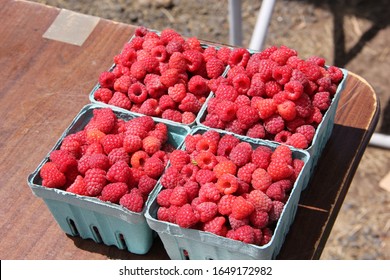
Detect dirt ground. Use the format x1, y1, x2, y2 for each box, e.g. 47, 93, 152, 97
30, 0, 390, 259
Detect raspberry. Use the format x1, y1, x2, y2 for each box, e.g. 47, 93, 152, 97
234, 225, 256, 244
144, 75, 167, 99
169, 186, 188, 207
126, 116, 154, 137
100, 182, 128, 203
66, 175, 87, 195
203, 216, 228, 237
264, 114, 285, 135
265, 80, 282, 98
203, 46, 217, 61
160, 28, 181, 44
317, 76, 332, 92
277, 100, 297, 121
151, 45, 168, 62
217, 134, 240, 157
261, 227, 273, 245
237, 163, 257, 183
235, 95, 251, 107
169, 150, 190, 171
269, 46, 297, 65
157, 188, 173, 207
215, 100, 237, 122
267, 159, 294, 181
214, 84, 238, 102
149, 123, 168, 143
143, 156, 165, 179
274, 130, 292, 144
269, 200, 285, 222
60, 137, 82, 158
216, 194, 233, 216
286, 117, 306, 132
196, 202, 218, 222
246, 124, 266, 139
183, 181, 200, 201
159, 68, 179, 88
175, 204, 200, 228
162, 109, 182, 122
78, 154, 110, 175
310, 106, 323, 124
87, 108, 117, 134
84, 168, 107, 196
258, 45, 278, 59
286, 132, 309, 149
183, 50, 204, 72
228, 48, 250, 68
236, 105, 260, 128
250, 168, 272, 191
123, 134, 142, 154
206, 57, 225, 79
215, 173, 238, 195
101, 134, 123, 155
284, 80, 304, 101
245, 53, 262, 77
181, 112, 195, 124
113, 75, 131, 93
109, 92, 131, 110
184, 134, 202, 153
292, 159, 305, 181
188, 75, 209, 96
291, 69, 309, 86
258, 59, 278, 82
249, 209, 269, 229
232, 73, 251, 95
130, 150, 149, 169
157, 207, 170, 222
272, 65, 292, 85
307, 56, 326, 67
202, 130, 220, 143
313, 91, 331, 111
119, 47, 137, 67
120, 188, 144, 212
160, 167, 181, 189
247, 189, 272, 212
229, 216, 250, 230
213, 160, 237, 179
185, 37, 202, 52
271, 145, 292, 164
84, 142, 104, 156
166, 83, 186, 104
178, 93, 202, 113
168, 52, 187, 72
195, 151, 218, 170
127, 82, 147, 104
180, 163, 199, 182
202, 114, 225, 129
217, 47, 231, 64
297, 60, 322, 81
142, 136, 161, 155
231, 196, 255, 220
195, 169, 216, 185
138, 50, 159, 73
225, 119, 247, 135
198, 182, 221, 202
138, 175, 157, 196
85, 129, 105, 145
94, 88, 113, 103
228, 142, 252, 167
107, 160, 133, 184
196, 137, 218, 154
266, 182, 286, 201
98, 71, 116, 89
49, 150, 77, 174
40, 162, 66, 188
256, 99, 277, 120
327, 66, 344, 83
251, 146, 272, 169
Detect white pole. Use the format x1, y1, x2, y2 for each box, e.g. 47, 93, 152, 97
228, 0, 243, 46
249, 0, 276, 51
369, 133, 390, 149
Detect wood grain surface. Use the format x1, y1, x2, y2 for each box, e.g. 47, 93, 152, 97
0, 0, 379, 260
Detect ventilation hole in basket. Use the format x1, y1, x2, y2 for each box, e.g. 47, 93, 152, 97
181, 249, 190, 260
117, 233, 128, 250
67, 218, 79, 236
91, 226, 103, 243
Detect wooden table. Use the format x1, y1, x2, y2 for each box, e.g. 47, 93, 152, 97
0, 0, 379, 260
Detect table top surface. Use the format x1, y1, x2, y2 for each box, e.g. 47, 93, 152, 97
0, 0, 380, 260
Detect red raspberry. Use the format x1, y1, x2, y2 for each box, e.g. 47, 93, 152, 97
195, 169, 216, 185
232, 73, 251, 94
206, 57, 225, 79
113, 75, 132, 93
245, 53, 262, 77
184, 134, 202, 153
269, 46, 297, 65
261, 227, 273, 245
235, 105, 260, 128
181, 112, 196, 124
272, 65, 292, 85
213, 160, 237, 179
144, 74, 167, 99
130, 150, 149, 169
203, 46, 217, 61
217, 194, 234, 216
214, 84, 238, 102
266, 182, 286, 201
291, 69, 309, 86
40, 162, 66, 188
258, 45, 278, 59
264, 114, 285, 135
231, 196, 255, 220
249, 209, 269, 229
78, 154, 110, 175
277, 100, 297, 121
217, 47, 231, 64
87, 108, 117, 134
256, 99, 277, 120
130, 61, 146, 80
327, 66, 344, 83
168, 52, 187, 72
202, 114, 225, 129
168, 83, 186, 103
142, 136, 161, 155
247, 189, 272, 212
251, 168, 272, 191
228, 48, 250, 68
85, 129, 105, 145
237, 162, 257, 183
120, 188, 144, 212
66, 175, 87, 195
94, 88, 113, 103
108, 92, 131, 110
138, 175, 157, 196
317, 76, 332, 92
235, 95, 251, 107
285, 80, 304, 100
313, 91, 331, 111
169, 186, 188, 207
84, 168, 107, 196
123, 134, 142, 153
180, 163, 199, 182
188, 75, 209, 96
183, 181, 200, 201
178, 93, 202, 113
157, 207, 170, 222
100, 182, 128, 203
196, 202, 218, 222
258, 59, 278, 82
126, 116, 154, 137
169, 150, 190, 172
267, 159, 294, 181
195, 151, 218, 170
183, 50, 204, 72
217, 134, 240, 157
119, 47, 137, 67
107, 160, 133, 184
198, 182, 221, 202
216, 173, 238, 195
203, 216, 228, 237
144, 156, 165, 179
215, 100, 237, 122
286, 132, 309, 149
160, 68, 180, 88
297, 60, 322, 81
201, 129, 220, 143
265, 80, 282, 98
292, 159, 305, 181
246, 124, 266, 139
229, 142, 252, 167
160, 28, 182, 44
274, 130, 292, 144
234, 225, 256, 244
175, 204, 200, 228
49, 150, 77, 174
128, 82, 148, 104
138, 50, 159, 73
185, 37, 202, 52
225, 119, 247, 135
107, 147, 128, 165
157, 188, 173, 207
269, 200, 285, 222
162, 109, 182, 123
271, 145, 292, 164
60, 136, 82, 158
151, 45, 168, 62
307, 56, 326, 67
98, 71, 116, 89
196, 137, 218, 154
229, 216, 250, 230
101, 134, 123, 155
160, 166, 181, 189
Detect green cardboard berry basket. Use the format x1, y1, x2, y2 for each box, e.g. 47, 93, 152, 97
27, 103, 190, 254
145, 126, 311, 260
196, 68, 348, 185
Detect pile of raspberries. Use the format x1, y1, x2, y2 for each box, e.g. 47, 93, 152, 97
202, 46, 344, 149
39, 108, 175, 212
94, 26, 230, 124
156, 130, 305, 246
